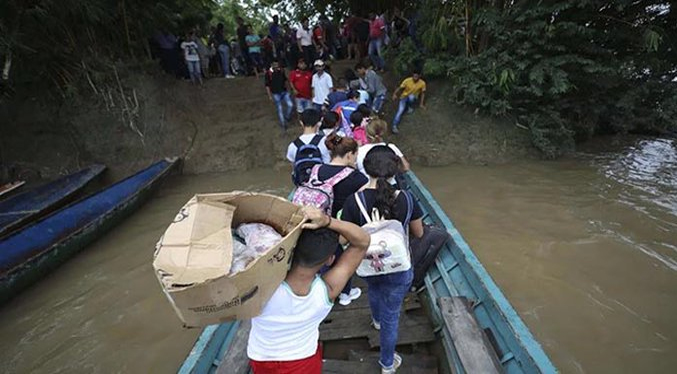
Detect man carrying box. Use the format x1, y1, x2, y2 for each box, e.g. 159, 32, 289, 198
247, 206, 370, 373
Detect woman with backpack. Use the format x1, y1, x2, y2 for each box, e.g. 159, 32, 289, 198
315, 133, 368, 306
340, 147, 424, 374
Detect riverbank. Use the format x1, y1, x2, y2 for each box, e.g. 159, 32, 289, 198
0, 61, 535, 182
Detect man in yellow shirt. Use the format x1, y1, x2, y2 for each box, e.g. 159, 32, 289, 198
391, 71, 426, 133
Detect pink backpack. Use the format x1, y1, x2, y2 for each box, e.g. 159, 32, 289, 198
292, 165, 354, 215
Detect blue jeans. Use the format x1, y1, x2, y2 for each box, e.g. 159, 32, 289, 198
368, 37, 385, 70
186, 60, 201, 83
218, 44, 231, 76
295, 97, 312, 113
372, 93, 386, 113
273, 92, 293, 127
364, 269, 413, 368
392, 94, 416, 126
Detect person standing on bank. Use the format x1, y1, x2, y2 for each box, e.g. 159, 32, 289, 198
341, 148, 424, 374
356, 62, 387, 114
391, 71, 426, 134
247, 206, 370, 374
181, 31, 202, 85
311, 60, 333, 111
289, 58, 313, 114
213, 23, 235, 79
297, 18, 316, 66
265, 59, 294, 131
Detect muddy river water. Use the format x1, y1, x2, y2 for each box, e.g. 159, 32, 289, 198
0, 138, 675, 373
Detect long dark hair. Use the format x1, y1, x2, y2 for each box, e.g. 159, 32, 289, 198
363, 146, 401, 219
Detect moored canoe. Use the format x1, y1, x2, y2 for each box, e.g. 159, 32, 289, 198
0, 158, 179, 304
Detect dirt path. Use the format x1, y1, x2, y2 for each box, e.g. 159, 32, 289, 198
0, 61, 535, 181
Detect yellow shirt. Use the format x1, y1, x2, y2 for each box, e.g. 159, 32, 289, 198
399, 77, 426, 98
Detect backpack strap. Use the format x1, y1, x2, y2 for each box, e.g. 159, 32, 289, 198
324, 167, 354, 187
354, 192, 372, 224
309, 134, 323, 146
293, 138, 304, 149
309, 164, 322, 182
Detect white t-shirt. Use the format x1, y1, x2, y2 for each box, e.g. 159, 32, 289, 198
248, 276, 333, 361
286, 134, 331, 163
356, 142, 405, 177
180, 41, 200, 62
296, 28, 313, 46
357, 90, 369, 105
312, 73, 333, 105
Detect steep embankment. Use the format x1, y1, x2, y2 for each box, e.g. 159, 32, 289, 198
0, 61, 535, 181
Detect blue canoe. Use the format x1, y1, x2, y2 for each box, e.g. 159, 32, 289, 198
0, 164, 106, 239
177, 171, 557, 374
0, 158, 178, 304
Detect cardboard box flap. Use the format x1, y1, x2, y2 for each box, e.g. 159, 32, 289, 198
154, 197, 236, 286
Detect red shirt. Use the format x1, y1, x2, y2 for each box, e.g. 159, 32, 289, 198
289, 69, 312, 99
369, 18, 385, 39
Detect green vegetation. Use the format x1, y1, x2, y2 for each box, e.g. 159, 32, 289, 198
389, 1, 677, 157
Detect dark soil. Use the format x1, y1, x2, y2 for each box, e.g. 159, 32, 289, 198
0, 60, 536, 182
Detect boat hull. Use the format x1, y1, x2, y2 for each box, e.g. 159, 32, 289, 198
0, 159, 178, 304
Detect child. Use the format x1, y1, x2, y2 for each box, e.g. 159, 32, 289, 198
181, 31, 203, 85
287, 109, 331, 185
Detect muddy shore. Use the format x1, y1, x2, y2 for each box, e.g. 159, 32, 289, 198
0, 61, 536, 182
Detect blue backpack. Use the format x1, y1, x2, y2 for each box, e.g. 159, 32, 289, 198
292, 135, 324, 186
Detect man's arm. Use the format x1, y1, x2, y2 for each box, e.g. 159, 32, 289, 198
419, 91, 426, 109
303, 208, 369, 300
391, 86, 403, 101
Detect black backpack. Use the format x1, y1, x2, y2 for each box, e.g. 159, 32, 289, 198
292, 135, 324, 186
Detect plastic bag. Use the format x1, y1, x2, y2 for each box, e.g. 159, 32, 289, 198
236, 223, 282, 254
228, 223, 282, 275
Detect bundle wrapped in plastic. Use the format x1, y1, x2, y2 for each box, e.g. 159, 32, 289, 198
236, 223, 283, 254
228, 223, 283, 275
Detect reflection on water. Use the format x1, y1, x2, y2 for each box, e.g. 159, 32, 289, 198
0, 139, 675, 373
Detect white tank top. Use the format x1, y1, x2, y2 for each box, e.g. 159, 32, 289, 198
247, 276, 334, 361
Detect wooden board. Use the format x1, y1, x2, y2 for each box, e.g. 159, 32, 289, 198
324, 358, 437, 374
348, 350, 439, 373
438, 297, 503, 374
215, 320, 251, 374
320, 306, 435, 346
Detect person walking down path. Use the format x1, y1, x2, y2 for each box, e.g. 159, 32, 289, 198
180, 31, 202, 85
236, 17, 251, 75
341, 148, 424, 374
247, 206, 370, 374
297, 18, 316, 66
368, 13, 386, 72
213, 23, 235, 79
391, 71, 426, 134
245, 25, 264, 78
265, 60, 294, 131
290, 59, 313, 114
311, 60, 333, 111
356, 63, 387, 114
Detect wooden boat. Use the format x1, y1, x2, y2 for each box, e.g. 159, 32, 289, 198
177, 171, 557, 374
0, 180, 26, 199
0, 158, 178, 304
0, 165, 106, 239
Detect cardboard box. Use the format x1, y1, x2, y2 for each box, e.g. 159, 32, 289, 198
153, 191, 305, 327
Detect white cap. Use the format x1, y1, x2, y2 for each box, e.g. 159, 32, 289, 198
313, 59, 325, 67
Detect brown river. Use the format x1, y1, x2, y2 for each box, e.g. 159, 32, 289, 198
0, 137, 675, 373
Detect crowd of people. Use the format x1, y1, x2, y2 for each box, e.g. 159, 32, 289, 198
249, 57, 427, 374
157, 10, 429, 374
